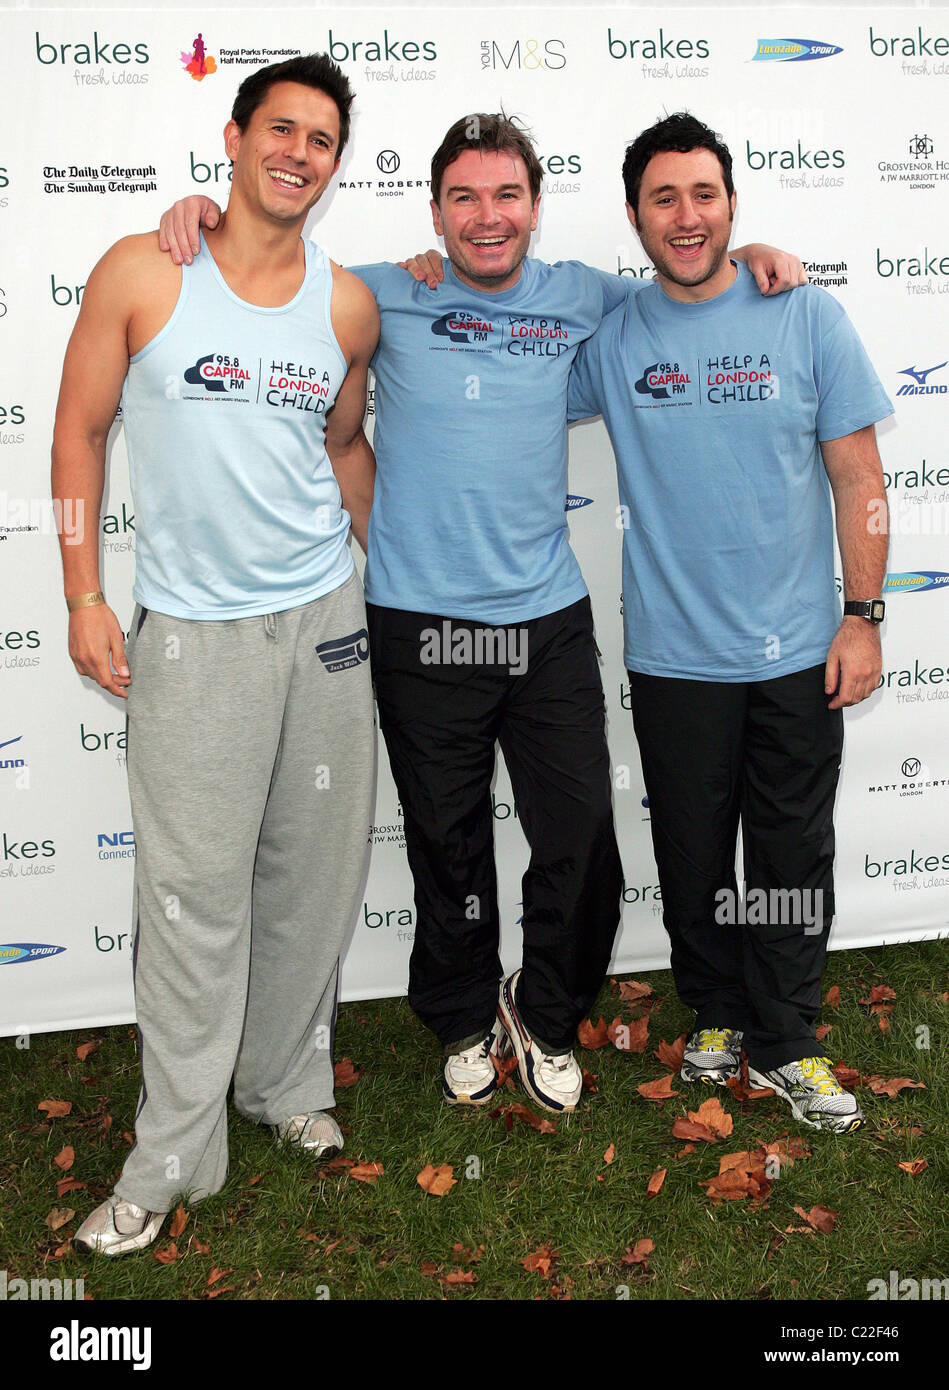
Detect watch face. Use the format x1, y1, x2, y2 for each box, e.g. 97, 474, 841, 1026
872, 600, 885, 623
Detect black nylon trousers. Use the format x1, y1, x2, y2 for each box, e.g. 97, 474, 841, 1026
368, 597, 623, 1053
627, 663, 843, 1071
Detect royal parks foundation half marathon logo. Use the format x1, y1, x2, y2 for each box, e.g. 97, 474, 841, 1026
33, 29, 150, 86
184, 34, 303, 79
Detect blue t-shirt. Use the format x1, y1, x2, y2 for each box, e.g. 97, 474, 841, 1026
568, 263, 893, 680
351, 257, 634, 623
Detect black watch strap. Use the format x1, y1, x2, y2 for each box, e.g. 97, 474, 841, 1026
844, 599, 885, 624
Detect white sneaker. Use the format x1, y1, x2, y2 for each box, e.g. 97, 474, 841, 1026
443, 1016, 510, 1105
497, 970, 582, 1113
747, 1056, 866, 1134
74, 1193, 166, 1257
273, 1111, 344, 1156
681, 1026, 744, 1086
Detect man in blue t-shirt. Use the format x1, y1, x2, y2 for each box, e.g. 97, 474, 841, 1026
568, 113, 893, 1134
160, 114, 804, 1117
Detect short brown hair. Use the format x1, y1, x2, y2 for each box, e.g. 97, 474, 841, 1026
430, 113, 543, 204
231, 53, 355, 158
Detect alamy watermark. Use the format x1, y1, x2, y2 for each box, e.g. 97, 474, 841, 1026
867, 1270, 949, 1300
419, 620, 528, 676
714, 883, 824, 934
1, 1269, 85, 1300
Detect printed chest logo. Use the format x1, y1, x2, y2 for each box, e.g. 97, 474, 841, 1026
316, 629, 370, 672
429, 312, 570, 358
180, 355, 334, 414
633, 353, 776, 408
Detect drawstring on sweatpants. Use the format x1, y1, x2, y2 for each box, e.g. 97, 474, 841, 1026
264, 612, 278, 640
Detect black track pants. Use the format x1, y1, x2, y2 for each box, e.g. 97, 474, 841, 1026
368, 598, 623, 1053
627, 664, 843, 1071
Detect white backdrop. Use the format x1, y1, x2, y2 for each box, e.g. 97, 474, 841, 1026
2, 5, 948, 1035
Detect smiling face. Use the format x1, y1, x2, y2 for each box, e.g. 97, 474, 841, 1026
629, 148, 737, 302
224, 80, 341, 226
431, 148, 540, 293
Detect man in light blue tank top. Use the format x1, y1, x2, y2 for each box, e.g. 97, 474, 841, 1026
162, 115, 805, 1119
52, 55, 380, 1256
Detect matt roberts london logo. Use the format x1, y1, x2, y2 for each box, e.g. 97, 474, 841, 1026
751, 39, 842, 62
181, 32, 216, 81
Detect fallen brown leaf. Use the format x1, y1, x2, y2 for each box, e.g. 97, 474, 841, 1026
206, 1286, 236, 1299
726, 1073, 774, 1102
51, 1242, 73, 1258
621, 1238, 653, 1267
55, 1177, 86, 1198
492, 1102, 557, 1134
897, 1159, 928, 1176
45, 1207, 74, 1231
154, 1242, 180, 1264
671, 1116, 718, 1143
614, 979, 653, 1002
75, 1040, 100, 1062
581, 1069, 598, 1093
168, 1204, 188, 1239
53, 1145, 74, 1172
825, 985, 841, 1007
191, 1236, 210, 1255
675, 1143, 696, 1157
348, 1161, 384, 1184
831, 1062, 860, 1088
604, 1017, 627, 1047
441, 1269, 477, 1286
420, 1260, 438, 1276
688, 1095, 733, 1139
577, 1016, 610, 1049
794, 1203, 837, 1233
613, 1015, 649, 1053
815, 1024, 832, 1042
38, 1100, 72, 1119
451, 1243, 485, 1264
333, 1057, 361, 1088
863, 1074, 926, 1098
492, 1053, 519, 1089
878, 1016, 890, 1032
318, 1155, 356, 1177
206, 1265, 234, 1287
646, 1168, 666, 1197
417, 1163, 456, 1196
521, 1243, 558, 1278
603, 1143, 615, 1165
247, 1174, 261, 1187
860, 984, 896, 1006
638, 1074, 677, 1101
655, 1034, 687, 1070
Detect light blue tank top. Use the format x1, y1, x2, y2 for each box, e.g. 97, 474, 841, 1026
122, 234, 352, 620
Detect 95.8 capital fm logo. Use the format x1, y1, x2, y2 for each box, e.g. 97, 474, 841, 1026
33, 29, 150, 86
428, 311, 571, 359
479, 37, 566, 71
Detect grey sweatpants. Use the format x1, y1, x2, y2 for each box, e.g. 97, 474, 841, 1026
116, 572, 376, 1212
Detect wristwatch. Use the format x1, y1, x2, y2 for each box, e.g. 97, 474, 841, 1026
843, 600, 885, 624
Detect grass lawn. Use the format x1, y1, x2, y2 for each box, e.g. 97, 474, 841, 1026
1, 939, 946, 1302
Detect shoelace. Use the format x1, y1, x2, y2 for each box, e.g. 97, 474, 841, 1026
695, 1027, 736, 1052
795, 1057, 842, 1093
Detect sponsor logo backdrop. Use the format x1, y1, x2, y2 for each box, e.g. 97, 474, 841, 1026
1, 6, 946, 1035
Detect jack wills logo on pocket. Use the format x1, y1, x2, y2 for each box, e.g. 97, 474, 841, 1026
316, 629, 370, 672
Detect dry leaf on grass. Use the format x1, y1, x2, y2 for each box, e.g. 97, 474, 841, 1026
577, 1016, 611, 1049
191, 1236, 210, 1255
860, 984, 896, 1006
672, 1116, 718, 1143
688, 1095, 733, 1138
612, 1015, 649, 1053
491, 1102, 557, 1134
638, 1074, 677, 1101
441, 1269, 477, 1287
581, 1069, 598, 1093
75, 1040, 100, 1061
646, 1168, 667, 1198
53, 1146, 74, 1172
492, 1054, 519, 1089
793, 1203, 837, 1233
655, 1034, 687, 1070
45, 1207, 74, 1231
348, 1161, 384, 1184
417, 1164, 456, 1196
521, 1243, 558, 1278
603, 1143, 615, 1165
897, 1159, 928, 1176
38, 1100, 72, 1119
815, 1024, 832, 1041
878, 1016, 890, 1032
154, 1242, 180, 1264
831, 1062, 860, 1088
333, 1057, 361, 1088
863, 1075, 925, 1097
621, 1238, 654, 1267
55, 1178, 86, 1198
825, 985, 841, 1007
168, 1204, 188, 1238
675, 1143, 696, 1157
612, 978, 654, 1002
206, 1266, 234, 1287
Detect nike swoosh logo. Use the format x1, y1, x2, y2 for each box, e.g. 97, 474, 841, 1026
0, 736, 22, 752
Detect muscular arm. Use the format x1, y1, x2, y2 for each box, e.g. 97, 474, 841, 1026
820, 424, 889, 709
325, 266, 380, 554
51, 235, 175, 697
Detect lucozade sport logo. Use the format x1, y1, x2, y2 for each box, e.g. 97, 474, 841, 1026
751, 39, 842, 62
0, 944, 67, 965
181, 32, 217, 81
884, 571, 949, 593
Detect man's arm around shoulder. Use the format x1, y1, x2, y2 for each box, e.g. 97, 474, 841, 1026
325, 266, 381, 554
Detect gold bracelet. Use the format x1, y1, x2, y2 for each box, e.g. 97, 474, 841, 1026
66, 591, 106, 612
